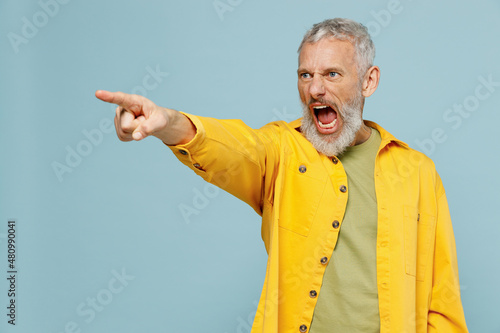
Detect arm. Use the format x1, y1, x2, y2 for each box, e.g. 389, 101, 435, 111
166, 114, 280, 214
95, 90, 280, 214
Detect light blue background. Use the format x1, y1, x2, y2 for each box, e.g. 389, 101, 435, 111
1, 0, 499, 332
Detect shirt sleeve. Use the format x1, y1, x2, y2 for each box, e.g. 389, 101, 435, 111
166, 112, 281, 215
427, 182, 468, 332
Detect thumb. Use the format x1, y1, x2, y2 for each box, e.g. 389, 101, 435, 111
131, 115, 163, 141
132, 129, 145, 141
132, 121, 148, 141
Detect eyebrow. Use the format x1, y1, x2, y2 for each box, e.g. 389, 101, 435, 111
297, 66, 344, 75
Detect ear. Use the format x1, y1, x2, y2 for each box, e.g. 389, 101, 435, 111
361, 66, 380, 98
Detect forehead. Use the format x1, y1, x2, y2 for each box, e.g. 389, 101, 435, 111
298, 37, 357, 71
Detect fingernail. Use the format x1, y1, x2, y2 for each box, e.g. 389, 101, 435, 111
133, 132, 143, 140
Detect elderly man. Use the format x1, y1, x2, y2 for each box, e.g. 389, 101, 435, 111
96, 18, 467, 333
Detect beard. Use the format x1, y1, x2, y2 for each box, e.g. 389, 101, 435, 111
300, 92, 364, 157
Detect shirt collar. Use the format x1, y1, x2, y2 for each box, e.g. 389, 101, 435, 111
290, 118, 410, 150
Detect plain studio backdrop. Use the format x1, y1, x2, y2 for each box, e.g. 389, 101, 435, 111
1, 0, 499, 332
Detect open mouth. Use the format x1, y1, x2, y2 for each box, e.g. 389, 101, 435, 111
311, 104, 339, 134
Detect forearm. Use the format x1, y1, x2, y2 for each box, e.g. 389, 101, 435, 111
168, 114, 280, 214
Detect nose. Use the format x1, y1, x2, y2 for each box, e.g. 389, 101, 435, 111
309, 75, 325, 100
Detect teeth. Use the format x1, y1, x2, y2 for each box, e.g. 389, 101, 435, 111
318, 118, 337, 129
313, 105, 328, 110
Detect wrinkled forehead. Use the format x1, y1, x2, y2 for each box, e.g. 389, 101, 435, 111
298, 37, 358, 71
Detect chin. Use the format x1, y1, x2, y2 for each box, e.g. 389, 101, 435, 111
300, 98, 363, 157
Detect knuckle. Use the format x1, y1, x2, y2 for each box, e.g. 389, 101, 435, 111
121, 122, 134, 133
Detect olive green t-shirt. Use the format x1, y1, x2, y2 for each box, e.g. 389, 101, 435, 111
309, 128, 382, 333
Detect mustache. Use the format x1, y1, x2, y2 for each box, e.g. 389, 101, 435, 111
306, 98, 343, 116
306, 92, 364, 115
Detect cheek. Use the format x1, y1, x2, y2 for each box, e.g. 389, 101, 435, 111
297, 82, 308, 103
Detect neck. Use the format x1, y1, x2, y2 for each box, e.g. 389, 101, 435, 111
351, 122, 372, 146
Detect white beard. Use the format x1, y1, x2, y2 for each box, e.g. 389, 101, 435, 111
300, 93, 364, 157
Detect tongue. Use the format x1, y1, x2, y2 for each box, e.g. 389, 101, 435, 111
317, 108, 336, 124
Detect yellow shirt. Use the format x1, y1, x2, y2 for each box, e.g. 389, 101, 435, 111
169, 114, 468, 333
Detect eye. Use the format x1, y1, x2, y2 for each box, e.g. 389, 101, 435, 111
300, 73, 311, 79
329, 72, 339, 78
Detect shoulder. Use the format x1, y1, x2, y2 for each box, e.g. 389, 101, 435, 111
370, 120, 445, 194
368, 120, 436, 169
261, 118, 318, 151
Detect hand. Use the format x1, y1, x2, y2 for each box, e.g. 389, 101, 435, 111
95, 90, 195, 145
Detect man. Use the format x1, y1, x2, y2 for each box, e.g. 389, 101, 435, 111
96, 18, 468, 333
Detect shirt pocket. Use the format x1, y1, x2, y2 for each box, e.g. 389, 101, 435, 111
404, 205, 437, 281
277, 161, 326, 237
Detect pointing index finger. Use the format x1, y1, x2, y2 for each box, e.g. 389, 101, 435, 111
95, 90, 142, 114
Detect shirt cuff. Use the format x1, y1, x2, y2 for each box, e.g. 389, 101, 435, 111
166, 111, 207, 173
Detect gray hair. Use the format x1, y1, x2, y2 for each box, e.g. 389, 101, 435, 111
298, 18, 376, 78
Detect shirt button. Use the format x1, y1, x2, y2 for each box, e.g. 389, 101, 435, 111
299, 165, 307, 173
339, 185, 347, 193
193, 163, 202, 169
309, 290, 317, 298
331, 156, 338, 164
320, 257, 328, 264
299, 324, 308, 332
332, 220, 340, 229
179, 149, 188, 155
